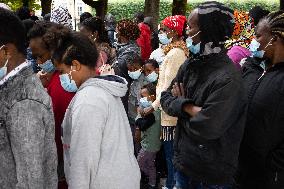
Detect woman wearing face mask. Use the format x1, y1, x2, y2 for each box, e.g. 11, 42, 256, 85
143, 15, 189, 189
113, 19, 141, 113
44, 27, 140, 189
239, 11, 284, 189
161, 2, 247, 188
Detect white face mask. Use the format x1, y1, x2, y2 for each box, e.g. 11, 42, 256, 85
0, 45, 9, 79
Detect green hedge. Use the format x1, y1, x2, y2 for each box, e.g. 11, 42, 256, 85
105, 1, 279, 22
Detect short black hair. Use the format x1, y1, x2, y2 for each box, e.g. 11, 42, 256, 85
23, 19, 35, 35
80, 12, 92, 23
81, 17, 109, 44
249, 6, 270, 26
43, 13, 51, 22
134, 12, 144, 23
28, 21, 54, 40
16, 6, 30, 20
43, 24, 99, 68
0, 8, 26, 54
142, 83, 156, 96
127, 54, 144, 67
145, 59, 159, 69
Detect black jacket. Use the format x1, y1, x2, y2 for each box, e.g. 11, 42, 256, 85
239, 58, 284, 189
161, 51, 247, 185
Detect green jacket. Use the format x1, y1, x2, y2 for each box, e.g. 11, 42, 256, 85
140, 110, 161, 152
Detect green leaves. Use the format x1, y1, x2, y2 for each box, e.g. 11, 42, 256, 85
105, 0, 279, 23
1, 0, 41, 11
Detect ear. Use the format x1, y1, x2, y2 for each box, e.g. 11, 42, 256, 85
155, 68, 159, 73
71, 60, 82, 71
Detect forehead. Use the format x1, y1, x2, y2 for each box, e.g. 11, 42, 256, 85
188, 9, 199, 26
144, 63, 155, 69
256, 19, 270, 34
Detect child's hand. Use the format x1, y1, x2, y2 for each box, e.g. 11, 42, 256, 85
134, 128, 141, 143
142, 107, 154, 117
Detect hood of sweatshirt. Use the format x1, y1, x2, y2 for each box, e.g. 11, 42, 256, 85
78, 75, 128, 97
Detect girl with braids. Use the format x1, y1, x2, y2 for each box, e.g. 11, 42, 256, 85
43, 26, 140, 189
239, 10, 284, 189
161, 2, 247, 188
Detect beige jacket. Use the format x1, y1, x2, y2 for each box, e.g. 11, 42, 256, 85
152, 47, 187, 126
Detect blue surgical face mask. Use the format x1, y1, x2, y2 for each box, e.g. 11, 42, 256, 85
139, 97, 152, 108
38, 59, 55, 73
158, 33, 172, 45
59, 67, 78, 92
0, 45, 8, 80
249, 38, 273, 59
186, 31, 201, 55
146, 71, 158, 83
128, 69, 142, 80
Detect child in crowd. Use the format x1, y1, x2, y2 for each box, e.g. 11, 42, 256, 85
144, 59, 159, 83
127, 55, 149, 148
136, 83, 161, 189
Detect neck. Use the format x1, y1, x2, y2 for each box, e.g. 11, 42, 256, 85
7, 53, 26, 74
271, 47, 284, 65
171, 36, 181, 43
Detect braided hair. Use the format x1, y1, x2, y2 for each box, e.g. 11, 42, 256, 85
265, 10, 284, 40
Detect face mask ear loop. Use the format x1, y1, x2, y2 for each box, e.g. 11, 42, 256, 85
190, 31, 201, 39
4, 58, 9, 67
264, 37, 274, 50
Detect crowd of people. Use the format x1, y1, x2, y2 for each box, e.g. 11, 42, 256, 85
0, 1, 283, 189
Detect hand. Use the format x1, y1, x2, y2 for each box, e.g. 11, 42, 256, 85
171, 82, 185, 97
134, 129, 141, 143
142, 107, 154, 117
183, 103, 202, 117
37, 70, 50, 87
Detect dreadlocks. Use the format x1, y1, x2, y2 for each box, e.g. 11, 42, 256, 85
266, 10, 284, 39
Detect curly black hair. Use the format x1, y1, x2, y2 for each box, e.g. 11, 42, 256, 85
43, 24, 99, 68
28, 21, 55, 40
117, 19, 140, 41
0, 8, 26, 54
145, 59, 159, 69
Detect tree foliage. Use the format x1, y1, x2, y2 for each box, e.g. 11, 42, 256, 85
1, 0, 41, 11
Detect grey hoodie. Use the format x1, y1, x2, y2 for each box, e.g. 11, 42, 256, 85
62, 75, 140, 189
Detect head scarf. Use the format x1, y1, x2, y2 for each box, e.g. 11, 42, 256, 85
117, 19, 140, 41
196, 1, 235, 56
50, 5, 73, 30
225, 10, 255, 49
162, 15, 187, 37
0, 3, 11, 10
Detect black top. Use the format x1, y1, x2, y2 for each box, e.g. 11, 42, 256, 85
161, 51, 247, 185
239, 57, 284, 187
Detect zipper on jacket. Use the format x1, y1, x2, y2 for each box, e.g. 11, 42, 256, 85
275, 172, 278, 182
258, 70, 266, 80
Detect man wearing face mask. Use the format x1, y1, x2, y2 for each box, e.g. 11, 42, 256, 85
0, 8, 57, 188
28, 21, 75, 188
239, 11, 284, 189
161, 2, 247, 189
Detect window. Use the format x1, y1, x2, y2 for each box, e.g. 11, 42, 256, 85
78, 6, 83, 17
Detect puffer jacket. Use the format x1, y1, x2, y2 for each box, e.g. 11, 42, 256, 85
161, 51, 247, 185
